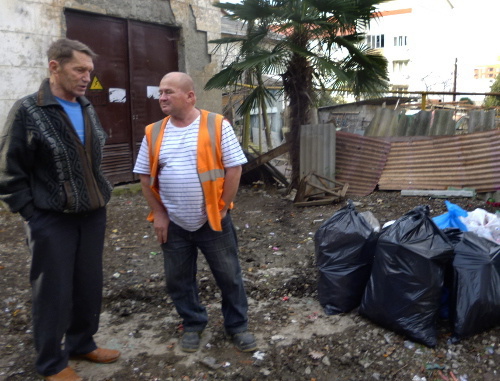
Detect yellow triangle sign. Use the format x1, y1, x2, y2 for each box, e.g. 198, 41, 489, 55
90, 76, 103, 90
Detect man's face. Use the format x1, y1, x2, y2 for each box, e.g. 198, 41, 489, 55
50, 51, 94, 101
158, 75, 192, 117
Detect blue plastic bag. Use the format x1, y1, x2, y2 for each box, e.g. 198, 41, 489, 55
432, 200, 468, 231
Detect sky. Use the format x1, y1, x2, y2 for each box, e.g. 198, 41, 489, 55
450, 0, 499, 63
217, 0, 500, 93
420, 0, 500, 93
219, 0, 500, 62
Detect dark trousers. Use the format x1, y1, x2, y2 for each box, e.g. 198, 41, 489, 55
25, 207, 106, 376
161, 213, 249, 335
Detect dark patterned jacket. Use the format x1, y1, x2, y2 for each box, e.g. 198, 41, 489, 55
0, 78, 112, 220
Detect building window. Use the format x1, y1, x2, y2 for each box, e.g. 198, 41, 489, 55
391, 85, 408, 96
366, 34, 385, 49
392, 60, 409, 72
394, 35, 407, 46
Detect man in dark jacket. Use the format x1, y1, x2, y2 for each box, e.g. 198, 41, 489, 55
0, 38, 120, 381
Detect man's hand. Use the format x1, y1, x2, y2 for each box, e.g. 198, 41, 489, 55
219, 208, 228, 220
154, 211, 170, 243
219, 165, 242, 222
138, 174, 170, 244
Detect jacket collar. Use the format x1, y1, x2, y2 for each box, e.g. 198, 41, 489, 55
36, 78, 91, 108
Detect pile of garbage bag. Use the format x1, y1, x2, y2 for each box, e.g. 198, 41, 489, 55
315, 201, 500, 347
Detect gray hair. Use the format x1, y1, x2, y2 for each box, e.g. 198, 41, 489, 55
47, 38, 97, 66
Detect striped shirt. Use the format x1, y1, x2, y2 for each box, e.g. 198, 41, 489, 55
133, 116, 247, 231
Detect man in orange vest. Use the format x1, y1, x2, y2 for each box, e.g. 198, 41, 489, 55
133, 72, 257, 353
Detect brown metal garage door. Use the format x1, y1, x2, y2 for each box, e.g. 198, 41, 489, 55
65, 9, 179, 183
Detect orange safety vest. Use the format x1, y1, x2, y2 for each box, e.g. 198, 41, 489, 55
145, 109, 229, 231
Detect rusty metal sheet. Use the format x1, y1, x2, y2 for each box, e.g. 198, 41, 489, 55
66, 10, 132, 145
379, 129, 500, 193
102, 143, 134, 184
65, 10, 179, 184
335, 131, 392, 196
128, 20, 179, 143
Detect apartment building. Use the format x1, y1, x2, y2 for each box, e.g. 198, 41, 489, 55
364, 0, 499, 102
474, 63, 500, 80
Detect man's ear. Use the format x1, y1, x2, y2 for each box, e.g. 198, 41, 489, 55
48, 60, 60, 75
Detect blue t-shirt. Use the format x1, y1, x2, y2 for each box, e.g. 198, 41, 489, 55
56, 97, 85, 144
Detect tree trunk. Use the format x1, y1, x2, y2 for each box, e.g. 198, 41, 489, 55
260, 96, 273, 150
242, 110, 251, 150
283, 49, 313, 188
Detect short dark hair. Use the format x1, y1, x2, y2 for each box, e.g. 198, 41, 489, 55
47, 38, 97, 66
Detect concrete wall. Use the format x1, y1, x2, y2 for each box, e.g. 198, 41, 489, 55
0, 0, 223, 128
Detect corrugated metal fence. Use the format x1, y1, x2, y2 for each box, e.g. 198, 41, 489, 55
365, 109, 497, 137
379, 129, 500, 193
300, 124, 336, 182
299, 125, 500, 196
299, 124, 392, 196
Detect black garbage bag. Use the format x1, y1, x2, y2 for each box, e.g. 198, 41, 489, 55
439, 229, 464, 321
359, 205, 454, 347
315, 201, 379, 315
443, 228, 464, 247
451, 232, 500, 340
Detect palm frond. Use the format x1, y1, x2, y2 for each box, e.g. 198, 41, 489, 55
309, 55, 350, 83
214, 0, 278, 22
204, 65, 245, 90
236, 85, 276, 116
232, 48, 288, 75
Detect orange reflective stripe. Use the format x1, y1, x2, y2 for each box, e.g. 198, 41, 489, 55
148, 118, 167, 188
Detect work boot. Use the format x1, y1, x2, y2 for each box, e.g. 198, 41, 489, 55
230, 331, 258, 352
180, 331, 201, 352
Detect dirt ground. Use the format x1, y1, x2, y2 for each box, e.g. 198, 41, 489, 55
1, 182, 499, 381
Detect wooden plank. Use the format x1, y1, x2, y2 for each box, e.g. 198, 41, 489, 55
401, 189, 475, 198
242, 141, 292, 173
340, 182, 349, 197
294, 197, 340, 207
306, 182, 342, 196
293, 171, 348, 206
263, 162, 289, 187
293, 173, 311, 203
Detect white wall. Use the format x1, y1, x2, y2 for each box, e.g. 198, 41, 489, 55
0, 0, 223, 128
0, 0, 60, 125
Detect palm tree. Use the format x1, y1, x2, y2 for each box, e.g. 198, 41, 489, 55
206, 0, 391, 187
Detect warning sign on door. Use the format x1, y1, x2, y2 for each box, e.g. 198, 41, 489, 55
90, 76, 103, 90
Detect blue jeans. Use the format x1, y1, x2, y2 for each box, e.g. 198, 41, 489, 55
161, 213, 248, 335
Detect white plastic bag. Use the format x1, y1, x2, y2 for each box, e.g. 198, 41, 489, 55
460, 208, 500, 244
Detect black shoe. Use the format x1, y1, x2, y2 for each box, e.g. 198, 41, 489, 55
180, 331, 201, 352
230, 331, 258, 352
